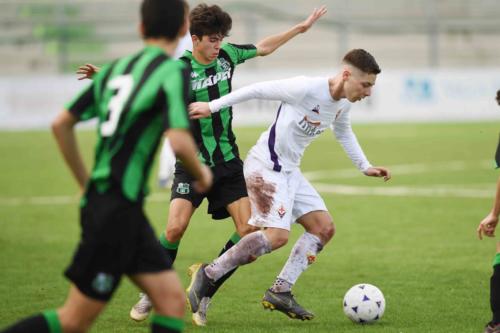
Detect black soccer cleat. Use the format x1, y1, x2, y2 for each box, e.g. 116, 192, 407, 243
261, 289, 315, 321
186, 263, 215, 313
484, 322, 500, 333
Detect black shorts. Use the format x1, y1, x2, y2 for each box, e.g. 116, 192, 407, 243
171, 158, 248, 220
64, 187, 172, 302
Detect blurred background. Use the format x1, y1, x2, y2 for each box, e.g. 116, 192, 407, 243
1, 0, 500, 127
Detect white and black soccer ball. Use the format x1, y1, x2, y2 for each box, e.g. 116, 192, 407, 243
343, 283, 385, 324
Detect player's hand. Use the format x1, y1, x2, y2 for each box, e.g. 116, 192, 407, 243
477, 212, 499, 240
76, 63, 100, 80
364, 166, 391, 182
189, 102, 212, 119
296, 6, 327, 33
193, 164, 213, 193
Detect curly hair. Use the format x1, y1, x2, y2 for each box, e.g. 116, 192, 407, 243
343, 49, 381, 75
189, 3, 232, 38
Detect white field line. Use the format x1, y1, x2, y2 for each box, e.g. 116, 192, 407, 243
0, 160, 495, 207
0, 193, 171, 207
303, 160, 492, 181
313, 183, 493, 198
0, 184, 493, 207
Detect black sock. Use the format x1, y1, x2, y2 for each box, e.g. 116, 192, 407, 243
159, 233, 179, 263
205, 233, 240, 298
151, 324, 181, 333
1, 314, 50, 333
492, 264, 500, 324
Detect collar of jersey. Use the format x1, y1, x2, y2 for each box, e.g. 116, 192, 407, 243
182, 50, 217, 69
143, 45, 171, 57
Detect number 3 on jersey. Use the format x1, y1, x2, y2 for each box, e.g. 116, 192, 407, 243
100, 75, 134, 137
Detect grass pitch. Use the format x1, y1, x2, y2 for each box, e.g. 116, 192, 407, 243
0, 122, 498, 332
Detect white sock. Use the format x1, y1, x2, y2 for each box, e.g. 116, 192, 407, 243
205, 230, 272, 281
274, 232, 323, 288
270, 278, 293, 293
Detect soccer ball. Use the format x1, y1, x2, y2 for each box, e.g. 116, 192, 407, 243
343, 283, 385, 324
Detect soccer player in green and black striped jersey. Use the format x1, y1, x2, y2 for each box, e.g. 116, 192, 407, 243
477, 90, 500, 333
127, 4, 327, 326
0, 1, 212, 333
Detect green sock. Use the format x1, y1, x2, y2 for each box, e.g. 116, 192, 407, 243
43, 310, 62, 333
159, 233, 180, 262
230, 232, 241, 244
493, 252, 500, 267
151, 314, 184, 332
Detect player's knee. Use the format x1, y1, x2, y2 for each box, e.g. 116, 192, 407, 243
236, 223, 258, 237
154, 287, 186, 317
165, 223, 186, 242
313, 216, 335, 244
59, 315, 92, 333
271, 234, 289, 249
319, 214, 335, 240
322, 221, 335, 242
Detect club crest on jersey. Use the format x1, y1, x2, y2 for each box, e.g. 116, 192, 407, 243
277, 204, 286, 218
298, 116, 324, 137
176, 182, 190, 195
217, 58, 231, 71
312, 105, 320, 114
191, 72, 199, 79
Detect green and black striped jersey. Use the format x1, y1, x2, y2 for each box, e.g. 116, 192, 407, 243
495, 136, 500, 168
66, 45, 190, 202
181, 42, 257, 166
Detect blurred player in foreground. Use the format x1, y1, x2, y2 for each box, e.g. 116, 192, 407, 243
1, 1, 212, 332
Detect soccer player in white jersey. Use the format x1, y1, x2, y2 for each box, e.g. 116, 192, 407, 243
186, 49, 391, 320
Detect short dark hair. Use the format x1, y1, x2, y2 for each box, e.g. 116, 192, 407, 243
189, 4, 232, 38
141, 0, 187, 40
496, 90, 500, 106
343, 49, 381, 75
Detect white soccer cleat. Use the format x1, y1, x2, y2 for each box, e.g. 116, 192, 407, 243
192, 297, 211, 326
130, 293, 153, 321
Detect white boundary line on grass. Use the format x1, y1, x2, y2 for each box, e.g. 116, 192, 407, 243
303, 160, 492, 180
313, 183, 493, 198
0, 193, 171, 207
0, 160, 494, 206
0, 185, 492, 207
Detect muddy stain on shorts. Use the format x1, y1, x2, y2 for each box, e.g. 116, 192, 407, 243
246, 172, 276, 216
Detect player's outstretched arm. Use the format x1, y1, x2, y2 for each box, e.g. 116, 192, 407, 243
256, 6, 327, 56
166, 129, 213, 193
364, 167, 391, 182
477, 175, 500, 239
76, 63, 100, 80
189, 77, 308, 120
51, 111, 89, 192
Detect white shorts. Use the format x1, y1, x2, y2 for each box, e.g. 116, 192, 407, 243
244, 154, 328, 231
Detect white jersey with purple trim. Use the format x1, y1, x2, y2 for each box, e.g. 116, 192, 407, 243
209, 76, 372, 172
